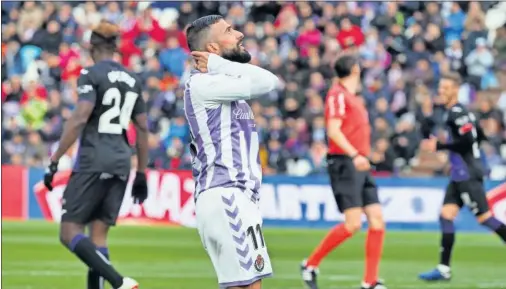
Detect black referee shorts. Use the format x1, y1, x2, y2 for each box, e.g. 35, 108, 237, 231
61, 172, 128, 226
327, 155, 379, 213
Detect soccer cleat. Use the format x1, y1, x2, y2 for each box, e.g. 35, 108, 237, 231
418, 265, 451, 281
300, 260, 319, 289
117, 277, 139, 289
361, 280, 387, 289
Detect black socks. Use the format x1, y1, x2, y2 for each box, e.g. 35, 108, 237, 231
69, 234, 123, 289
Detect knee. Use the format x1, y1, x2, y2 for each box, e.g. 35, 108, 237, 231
367, 214, 385, 230
476, 211, 492, 224
59, 222, 83, 248
59, 228, 71, 247
344, 219, 362, 234
441, 206, 459, 221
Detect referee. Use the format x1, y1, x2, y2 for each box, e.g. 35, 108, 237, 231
301, 55, 386, 289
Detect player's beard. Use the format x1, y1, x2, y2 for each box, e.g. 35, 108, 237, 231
222, 46, 251, 64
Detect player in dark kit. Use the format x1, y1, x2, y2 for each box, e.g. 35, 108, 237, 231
43, 21, 149, 289
418, 72, 506, 281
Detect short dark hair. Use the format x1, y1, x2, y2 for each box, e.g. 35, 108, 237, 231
440, 72, 462, 85
90, 20, 119, 54
186, 15, 223, 52
334, 55, 359, 78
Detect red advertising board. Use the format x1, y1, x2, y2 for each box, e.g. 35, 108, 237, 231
1, 165, 27, 219
488, 182, 506, 224
33, 170, 196, 226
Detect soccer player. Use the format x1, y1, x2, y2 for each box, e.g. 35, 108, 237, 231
301, 55, 386, 289
43, 21, 149, 289
418, 72, 506, 281
183, 15, 279, 289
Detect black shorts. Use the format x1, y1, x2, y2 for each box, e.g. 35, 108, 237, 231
327, 155, 379, 213
444, 178, 490, 216
61, 172, 128, 226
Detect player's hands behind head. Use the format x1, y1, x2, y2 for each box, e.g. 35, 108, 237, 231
132, 171, 148, 204
191, 51, 210, 73
43, 160, 59, 191
353, 155, 371, 171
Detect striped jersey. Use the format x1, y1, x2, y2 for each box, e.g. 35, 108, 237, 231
183, 54, 278, 202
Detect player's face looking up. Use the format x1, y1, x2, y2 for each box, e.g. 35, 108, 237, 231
207, 19, 251, 63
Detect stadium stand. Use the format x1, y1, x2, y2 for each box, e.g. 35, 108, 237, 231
1, 1, 505, 179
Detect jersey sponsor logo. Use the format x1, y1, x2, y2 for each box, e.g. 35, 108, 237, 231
80, 69, 89, 75
254, 254, 265, 272
233, 108, 254, 120
77, 85, 94, 95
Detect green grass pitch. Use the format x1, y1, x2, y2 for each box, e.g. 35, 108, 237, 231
2, 221, 505, 289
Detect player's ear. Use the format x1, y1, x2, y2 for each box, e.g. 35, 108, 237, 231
206, 42, 220, 54
352, 64, 360, 75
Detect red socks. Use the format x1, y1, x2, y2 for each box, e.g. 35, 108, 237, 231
364, 229, 385, 285
306, 224, 385, 285
306, 224, 353, 267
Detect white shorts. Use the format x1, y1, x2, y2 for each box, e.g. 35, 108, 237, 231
195, 187, 273, 288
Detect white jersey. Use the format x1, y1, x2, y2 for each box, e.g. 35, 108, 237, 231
183, 54, 278, 201
183, 54, 278, 287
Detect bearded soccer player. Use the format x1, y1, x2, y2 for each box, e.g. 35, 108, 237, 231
301, 55, 386, 289
183, 15, 279, 289
43, 21, 149, 289
418, 72, 506, 281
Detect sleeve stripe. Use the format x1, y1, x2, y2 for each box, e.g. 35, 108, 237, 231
337, 93, 345, 116
328, 94, 336, 116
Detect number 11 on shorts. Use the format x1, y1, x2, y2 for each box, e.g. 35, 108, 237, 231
246, 224, 265, 250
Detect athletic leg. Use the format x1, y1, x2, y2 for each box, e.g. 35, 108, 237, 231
478, 211, 506, 242
306, 207, 360, 268
59, 173, 129, 289
88, 220, 110, 289
361, 173, 385, 288
363, 204, 385, 286
419, 181, 461, 281
463, 180, 506, 243
305, 158, 360, 268
439, 204, 460, 267
302, 157, 362, 288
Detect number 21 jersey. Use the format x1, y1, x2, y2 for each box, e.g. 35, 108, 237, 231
75, 60, 146, 176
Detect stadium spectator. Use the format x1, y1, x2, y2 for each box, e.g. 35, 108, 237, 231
1, 1, 505, 180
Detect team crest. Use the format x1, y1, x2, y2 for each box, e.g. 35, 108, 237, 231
254, 254, 265, 272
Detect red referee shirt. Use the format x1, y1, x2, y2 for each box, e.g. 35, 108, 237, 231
324, 83, 371, 157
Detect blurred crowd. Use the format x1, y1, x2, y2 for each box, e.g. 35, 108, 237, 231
1, 1, 506, 179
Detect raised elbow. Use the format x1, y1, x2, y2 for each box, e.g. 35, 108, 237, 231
265, 73, 280, 92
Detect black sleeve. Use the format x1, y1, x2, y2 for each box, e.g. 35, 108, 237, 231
76, 69, 97, 104
436, 109, 475, 152
131, 82, 146, 118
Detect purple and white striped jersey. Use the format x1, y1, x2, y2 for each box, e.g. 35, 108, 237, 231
184, 54, 278, 201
